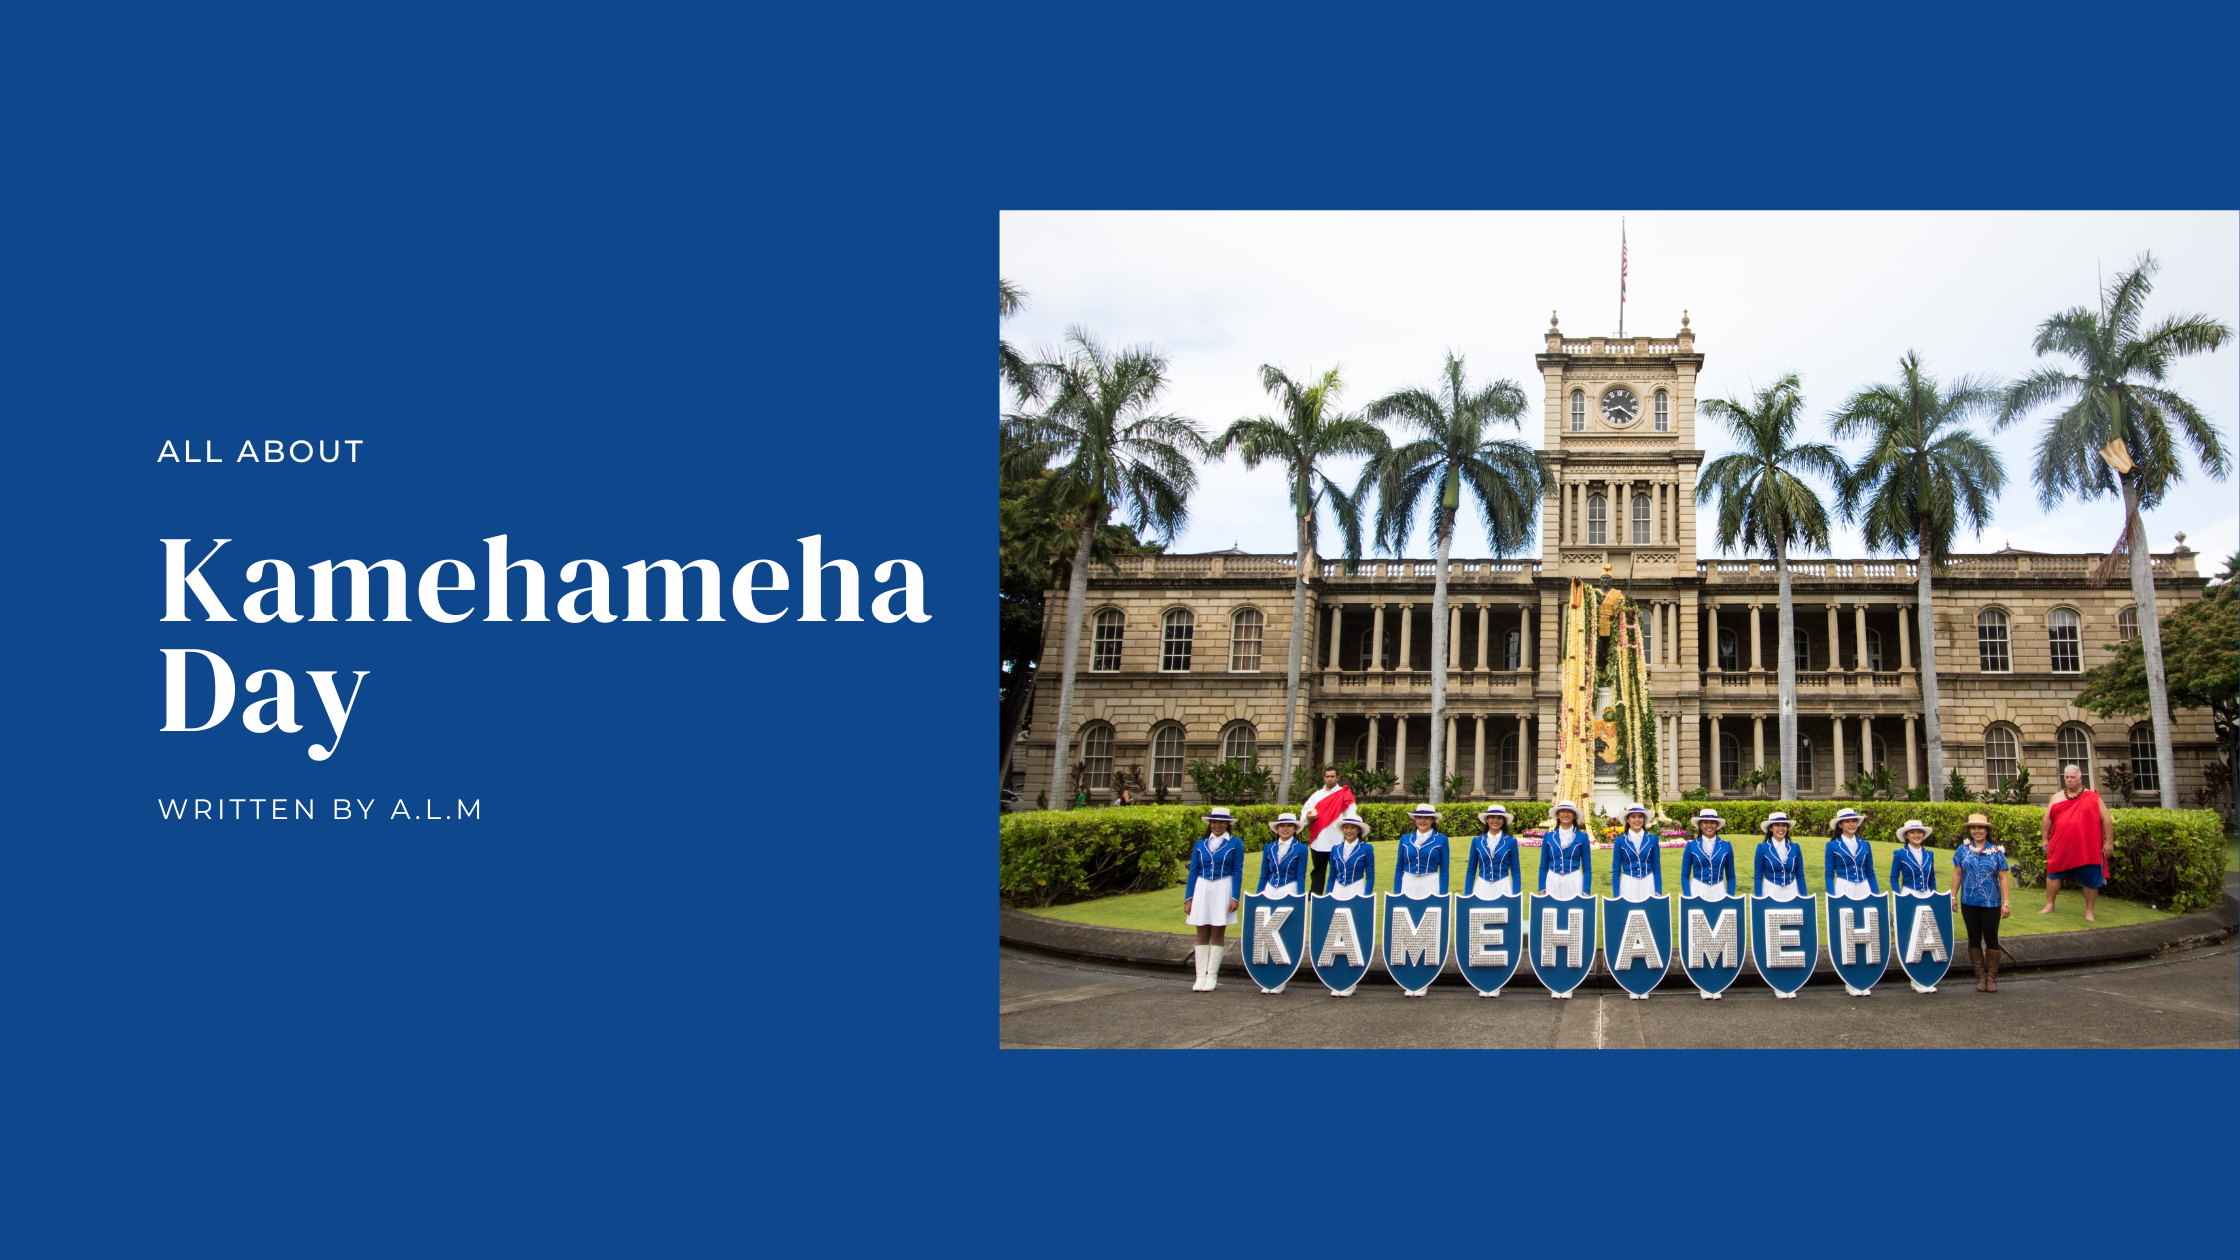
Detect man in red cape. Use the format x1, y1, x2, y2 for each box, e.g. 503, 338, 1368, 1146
1301, 766, 1355, 895
2040, 762, 2115, 921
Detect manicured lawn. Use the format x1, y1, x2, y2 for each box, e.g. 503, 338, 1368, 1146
2226, 837, 2238, 872
1023, 837, 2176, 937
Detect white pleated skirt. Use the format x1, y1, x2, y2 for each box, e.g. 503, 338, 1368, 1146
1832, 877, 1873, 900
1186, 877, 1235, 926
1399, 871, 1440, 898
1617, 872, 1657, 902
1471, 876, 1517, 899
1263, 882, 1302, 899
1542, 868, 1585, 900
1759, 882, 1799, 902
1328, 881, 1368, 901
1687, 879, 1728, 902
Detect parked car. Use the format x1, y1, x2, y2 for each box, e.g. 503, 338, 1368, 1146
999, 789, 1026, 812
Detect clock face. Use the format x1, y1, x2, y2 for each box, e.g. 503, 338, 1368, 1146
1601, 388, 1640, 425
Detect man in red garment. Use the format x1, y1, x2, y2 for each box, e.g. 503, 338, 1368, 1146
2040, 763, 2114, 921
1301, 766, 1355, 895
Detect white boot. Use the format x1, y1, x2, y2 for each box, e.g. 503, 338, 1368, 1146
1206, 946, 1223, 990
1191, 945, 1209, 991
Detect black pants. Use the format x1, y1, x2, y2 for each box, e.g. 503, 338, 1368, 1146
1961, 902, 2002, 951
1309, 849, 1330, 895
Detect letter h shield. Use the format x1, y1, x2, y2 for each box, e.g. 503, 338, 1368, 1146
1825, 893, 1890, 996
1529, 894, 1596, 997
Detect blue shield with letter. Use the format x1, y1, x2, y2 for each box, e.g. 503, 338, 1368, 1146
1825, 892, 1891, 995
1600, 895, 1672, 997
1894, 893, 1955, 991
1309, 894, 1376, 996
1678, 896, 1746, 995
1454, 892, 1524, 996
1383, 893, 1449, 995
1751, 895, 1820, 996
1528, 894, 1597, 997
1241, 891, 1307, 993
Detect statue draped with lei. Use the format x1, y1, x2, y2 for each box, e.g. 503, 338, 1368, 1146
1552, 577, 1662, 828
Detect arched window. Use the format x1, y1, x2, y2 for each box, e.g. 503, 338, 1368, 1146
1793, 627, 1812, 670
1151, 724, 1186, 790
2128, 724, 2158, 793
1498, 733, 1520, 792
2046, 607, 2081, 673
1222, 723, 1258, 768
1719, 732, 1741, 790
1976, 609, 2010, 672
1587, 495, 1608, 545
1864, 627, 1883, 672
2057, 724, 2094, 783
1984, 725, 2019, 787
2117, 607, 2139, 641
1570, 390, 1586, 432
1161, 609, 1195, 671
1229, 608, 1264, 672
1654, 389, 1669, 432
1717, 628, 1739, 671
1502, 627, 1521, 671
1631, 495, 1651, 544
1091, 609, 1124, 671
1080, 722, 1114, 788
1358, 628, 1387, 670
1872, 735, 1888, 773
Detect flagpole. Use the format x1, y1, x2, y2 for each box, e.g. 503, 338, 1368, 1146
1618, 219, 1626, 338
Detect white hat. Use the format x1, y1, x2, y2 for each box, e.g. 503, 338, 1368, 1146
1335, 809, 1370, 837
1759, 811, 1796, 833
1203, 807, 1235, 827
1694, 808, 1725, 829
1270, 812, 1301, 832
1624, 802, 1649, 820
1897, 818, 1933, 841
1830, 807, 1864, 831
1410, 803, 1439, 817
1478, 803, 1511, 821
1551, 800, 1581, 821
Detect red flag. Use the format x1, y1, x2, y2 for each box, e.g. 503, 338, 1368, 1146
1309, 786, 1356, 845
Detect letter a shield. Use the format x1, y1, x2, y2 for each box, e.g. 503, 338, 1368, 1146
1383, 893, 1448, 995
1601, 895, 1672, 997
1529, 893, 1597, 997
1242, 891, 1307, 993
1454, 892, 1523, 996
1309, 894, 1375, 997
1825, 893, 1891, 996
1894, 893, 1955, 991
1678, 896, 1745, 996
1751, 895, 1821, 996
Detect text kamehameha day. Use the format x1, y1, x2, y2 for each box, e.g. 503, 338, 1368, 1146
160, 535, 931, 759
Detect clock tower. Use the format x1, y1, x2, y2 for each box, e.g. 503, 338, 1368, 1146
1535, 310, 1703, 577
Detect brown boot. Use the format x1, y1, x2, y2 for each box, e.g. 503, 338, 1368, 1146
1985, 948, 1999, 992
1970, 946, 1988, 991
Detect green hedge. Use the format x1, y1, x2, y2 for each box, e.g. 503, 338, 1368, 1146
999, 801, 2231, 913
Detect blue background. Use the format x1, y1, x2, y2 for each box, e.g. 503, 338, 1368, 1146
4, 3, 2235, 1256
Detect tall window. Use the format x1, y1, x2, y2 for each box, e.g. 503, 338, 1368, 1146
1631, 495, 1651, 544
1587, 495, 1608, 544
1718, 628, 1738, 671
1222, 723, 1257, 767
2117, 607, 2138, 641
1161, 609, 1195, 671
1976, 609, 2010, 672
1502, 628, 1521, 671
1080, 723, 1113, 788
1719, 732, 1740, 790
1793, 628, 1811, 670
1152, 724, 1185, 790
1091, 609, 1124, 671
1498, 733, 1520, 792
1570, 390, 1585, 431
1798, 737, 1815, 790
2057, 724, 2093, 782
1358, 628, 1383, 670
2046, 607, 2080, 673
1864, 627, 1883, 671
1653, 389, 1669, 431
1984, 726, 2019, 785
1871, 735, 1888, 772
2129, 724, 2158, 793
1229, 608, 1264, 671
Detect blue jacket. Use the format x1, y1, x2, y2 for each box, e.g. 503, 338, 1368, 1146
1753, 839, 1810, 896
1609, 831, 1665, 895
1186, 834, 1245, 896
1536, 828, 1592, 892
1890, 845, 1940, 895
1823, 836, 1881, 893
1680, 837, 1737, 895
1465, 832, 1520, 895
1327, 840, 1375, 893
1256, 836, 1310, 892
1392, 830, 1451, 894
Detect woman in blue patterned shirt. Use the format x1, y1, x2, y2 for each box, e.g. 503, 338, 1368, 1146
1951, 814, 2011, 992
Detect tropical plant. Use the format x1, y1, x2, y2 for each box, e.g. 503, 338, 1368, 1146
1830, 352, 2006, 801
1212, 366, 1387, 805
1989, 766, 2033, 805
1995, 254, 2233, 808
1733, 758, 1782, 798
1331, 758, 1397, 800
1005, 328, 1209, 808
1185, 757, 1276, 805
1841, 765, 1896, 802
999, 278, 1039, 402
1696, 374, 1847, 801
1357, 352, 1545, 805
1944, 767, 1976, 802
1407, 768, 1470, 801
2073, 550, 2237, 813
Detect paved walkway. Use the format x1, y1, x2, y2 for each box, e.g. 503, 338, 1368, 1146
999, 940, 2239, 1049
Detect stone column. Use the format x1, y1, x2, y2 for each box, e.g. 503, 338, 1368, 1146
1854, 604, 1870, 672
1752, 714, 1766, 776
1366, 715, 1381, 774
1446, 714, 1459, 778
1832, 714, 1847, 787
1393, 714, 1409, 790
1372, 603, 1387, 672
1703, 603, 1716, 670
1324, 713, 1338, 767
1326, 604, 1344, 670
1748, 603, 1763, 673
1475, 604, 1490, 671
1709, 715, 1724, 794
1397, 604, 1413, 671
1827, 604, 1844, 673
1897, 604, 1913, 672
1519, 714, 1533, 796
1472, 714, 1487, 796
1903, 714, 1918, 789
1449, 606, 1463, 670
1859, 715, 1874, 773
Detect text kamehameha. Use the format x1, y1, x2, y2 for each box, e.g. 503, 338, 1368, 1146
160, 534, 930, 760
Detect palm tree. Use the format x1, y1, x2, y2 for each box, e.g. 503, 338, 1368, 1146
1696, 375, 1847, 801
1830, 352, 2005, 802
1358, 352, 1545, 805
1005, 328, 1208, 808
1212, 367, 1388, 804
999, 278, 1040, 402
1994, 253, 2233, 808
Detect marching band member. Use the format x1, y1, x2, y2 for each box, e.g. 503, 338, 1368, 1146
1536, 801, 1592, 901
1823, 807, 1881, 899
1609, 803, 1664, 902
1681, 809, 1736, 901
1752, 811, 1810, 1000
1326, 811, 1375, 901
1256, 812, 1309, 898
1392, 804, 1450, 897
1890, 819, 1942, 993
1183, 807, 1245, 993
1464, 805, 1520, 899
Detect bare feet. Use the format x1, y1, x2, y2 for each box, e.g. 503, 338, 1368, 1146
2037, 905, 2055, 914
2084, 913, 2096, 922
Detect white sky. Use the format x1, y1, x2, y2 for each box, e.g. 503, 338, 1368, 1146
1000, 211, 2239, 567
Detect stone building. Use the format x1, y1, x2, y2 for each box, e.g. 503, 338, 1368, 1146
1014, 316, 2217, 807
